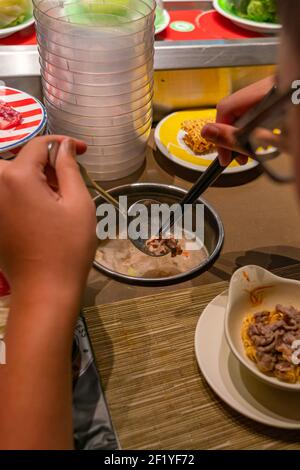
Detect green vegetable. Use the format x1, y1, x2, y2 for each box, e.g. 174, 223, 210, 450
227, 0, 278, 23
0, 0, 32, 29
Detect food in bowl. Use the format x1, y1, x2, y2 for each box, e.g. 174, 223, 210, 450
181, 119, 216, 155
0, 0, 32, 29
226, 0, 278, 23
145, 235, 183, 257
95, 231, 208, 278
242, 304, 300, 383
0, 100, 22, 130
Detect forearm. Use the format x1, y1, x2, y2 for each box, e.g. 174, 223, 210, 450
0, 286, 81, 449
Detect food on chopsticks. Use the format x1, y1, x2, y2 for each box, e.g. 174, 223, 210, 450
0, 0, 33, 29
146, 235, 183, 257
0, 100, 22, 130
181, 119, 216, 155
96, 231, 207, 278
227, 0, 278, 23
242, 305, 300, 383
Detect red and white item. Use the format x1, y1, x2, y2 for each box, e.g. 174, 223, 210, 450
0, 87, 47, 154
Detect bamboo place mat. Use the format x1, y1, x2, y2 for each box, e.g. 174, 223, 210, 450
83, 264, 300, 450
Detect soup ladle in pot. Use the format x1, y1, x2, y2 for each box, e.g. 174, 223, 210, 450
48, 141, 231, 258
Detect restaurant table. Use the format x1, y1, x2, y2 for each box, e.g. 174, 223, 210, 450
82, 132, 300, 450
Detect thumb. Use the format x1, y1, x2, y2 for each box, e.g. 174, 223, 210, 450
55, 138, 88, 200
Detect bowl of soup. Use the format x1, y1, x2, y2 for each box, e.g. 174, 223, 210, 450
93, 183, 224, 286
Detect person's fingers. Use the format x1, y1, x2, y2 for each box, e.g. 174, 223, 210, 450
202, 123, 249, 167
217, 147, 233, 166
202, 123, 249, 154
55, 138, 90, 200
15, 135, 87, 169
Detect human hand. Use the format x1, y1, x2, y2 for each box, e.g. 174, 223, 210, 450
201, 77, 275, 166
0, 135, 97, 302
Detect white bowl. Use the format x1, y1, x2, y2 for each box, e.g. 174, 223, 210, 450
225, 265, 300, 392
0, 16, 35, 39
213, 0, 281, 34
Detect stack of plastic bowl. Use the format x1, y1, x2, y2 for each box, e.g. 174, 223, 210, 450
33, 0, 155, 180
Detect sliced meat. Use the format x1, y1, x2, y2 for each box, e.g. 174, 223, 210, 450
274, 361, 296, 382
276, 342, 293, 363
256, 351, 276, 372
0, 100, 22, 131
254, 311, 269, 323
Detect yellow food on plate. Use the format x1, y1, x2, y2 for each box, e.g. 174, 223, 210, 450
241, 305, 300, 383
181, 119, 216, 155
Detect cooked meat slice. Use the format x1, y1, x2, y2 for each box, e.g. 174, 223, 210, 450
282, 332, 296, 345
276, 342, 293, 363
257, 339, 276, 353
274, 361, 296, 382
256, 351, 276, 372
251, 333, 274, 347
254, 311, 269, 323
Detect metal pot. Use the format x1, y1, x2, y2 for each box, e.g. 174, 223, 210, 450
93, 183, 224, 286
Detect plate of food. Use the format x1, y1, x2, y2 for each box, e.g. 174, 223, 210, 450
195, 268, 300, 429
0, 0, 34, 39
0, 86, 47, 156
225, 265, 300, 391
154, 109, 259, 174
213, 0, 281, 34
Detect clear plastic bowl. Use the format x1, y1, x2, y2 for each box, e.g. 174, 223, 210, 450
81, 141, 148, 163
47, 125, 151, 156
35, 18, 153, 50
43, 87, 153, 117
38, 44, 153, 74
78, 152, 145, 172
36, 27, 154, 62
79, 144, 146, 163
81, 156, 146, 181
33, 0, 155, 36
78, 147, 146, 166
39, 56, 153, 86
40, 64, 153, 96
47, 107, 152, 136
48, 117, 152, 145
41, 76, 153, 107
44, 96, 152, 127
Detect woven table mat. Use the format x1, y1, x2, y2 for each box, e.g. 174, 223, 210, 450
84, 264, 300, 450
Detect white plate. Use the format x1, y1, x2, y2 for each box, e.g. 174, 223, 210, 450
213, 0, 281, 34
154, 110, 259, 175
0, 86, 47, 153
195, 291, 300, 429
155, 8, 170, 35
0, 16, 35, 39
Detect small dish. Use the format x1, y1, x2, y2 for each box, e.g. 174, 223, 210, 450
225, 265, 300, 392
154, 109, 259, 174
